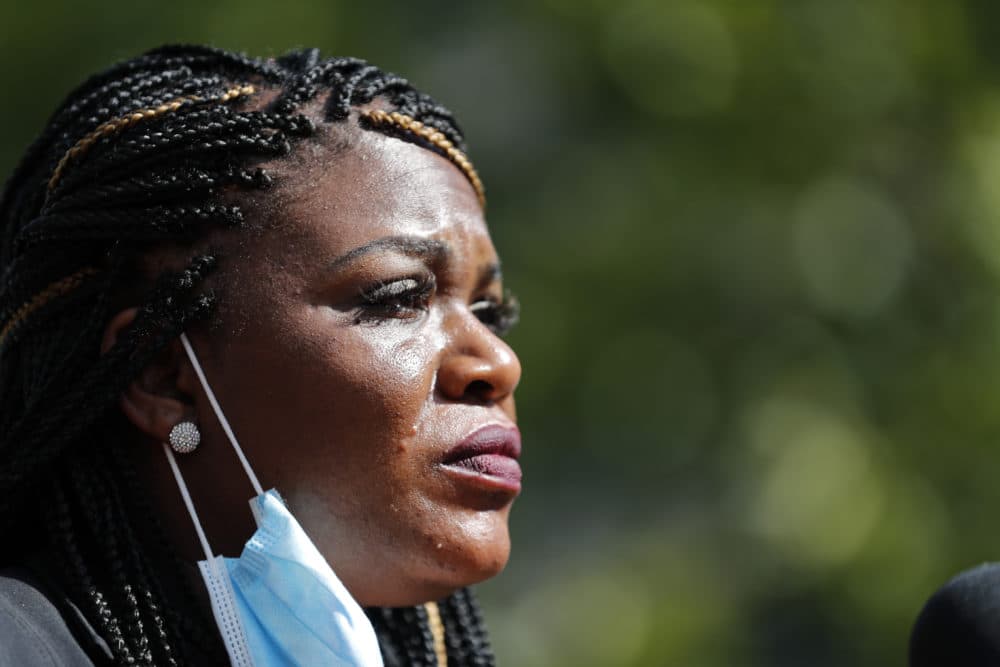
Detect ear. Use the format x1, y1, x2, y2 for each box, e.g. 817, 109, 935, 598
102, 307, 199, 443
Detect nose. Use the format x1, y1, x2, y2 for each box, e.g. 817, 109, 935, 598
437, 312, 521, 404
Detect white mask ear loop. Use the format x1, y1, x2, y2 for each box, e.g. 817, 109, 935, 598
161, 332, 267, 560
163, 441, 256, 667
163, 443, 215, 562
178, 332, 264, 497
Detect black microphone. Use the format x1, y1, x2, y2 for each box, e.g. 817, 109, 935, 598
910, 563, 1000, 666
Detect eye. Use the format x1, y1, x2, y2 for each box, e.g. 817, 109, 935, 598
470, 289, 520, 337
355, 274, 435, 324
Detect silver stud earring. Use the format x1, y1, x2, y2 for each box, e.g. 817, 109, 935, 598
169, 421, 201, 454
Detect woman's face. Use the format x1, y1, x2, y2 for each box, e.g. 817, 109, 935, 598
170, 126, 521, 606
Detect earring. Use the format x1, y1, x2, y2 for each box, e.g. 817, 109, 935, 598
169, 421, 201, 454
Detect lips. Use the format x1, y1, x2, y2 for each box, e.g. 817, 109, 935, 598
441, 423, 522, 493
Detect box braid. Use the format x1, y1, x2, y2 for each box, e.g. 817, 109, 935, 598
0, 44, 495, 666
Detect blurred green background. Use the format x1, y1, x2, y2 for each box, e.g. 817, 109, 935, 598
5, 0, 1000, 664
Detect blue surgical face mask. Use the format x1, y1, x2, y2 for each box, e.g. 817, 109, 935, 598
162, 332, 384, 667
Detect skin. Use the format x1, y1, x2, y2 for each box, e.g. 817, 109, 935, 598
102, 119, 522, 607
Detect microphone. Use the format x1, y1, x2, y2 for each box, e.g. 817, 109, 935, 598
910, 563, 1000, 666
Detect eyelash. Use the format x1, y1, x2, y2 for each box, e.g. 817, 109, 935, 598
355, 274, 520, 336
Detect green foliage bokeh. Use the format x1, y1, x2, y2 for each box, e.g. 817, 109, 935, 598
3, 1, 1000, 664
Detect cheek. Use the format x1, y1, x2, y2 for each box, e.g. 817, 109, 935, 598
274, 313, 455, 562
329, 322, 439, 434
361, 332, 435, 423
277, 309, 443, 475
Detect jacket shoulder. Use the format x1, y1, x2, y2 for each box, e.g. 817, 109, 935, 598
0, 569, 101, 666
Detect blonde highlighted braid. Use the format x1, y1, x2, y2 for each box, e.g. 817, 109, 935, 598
47, 84, 257, 193
4, 84, 259, 353
362, 109, 486, 208
0, 267, 98, 346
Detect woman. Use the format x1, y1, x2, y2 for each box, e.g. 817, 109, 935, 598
0, 44, 521, 665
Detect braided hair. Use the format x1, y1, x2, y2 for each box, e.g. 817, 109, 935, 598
0, 44, 496, 666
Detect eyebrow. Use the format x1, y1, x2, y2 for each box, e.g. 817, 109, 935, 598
477, 262, 502, 289
327, 234, 503, 287
327, 235, 451, 271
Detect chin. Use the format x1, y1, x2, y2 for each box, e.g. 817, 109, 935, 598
422, 522, 512, 597
452, 536, 511, 584
367, 523, 512, 607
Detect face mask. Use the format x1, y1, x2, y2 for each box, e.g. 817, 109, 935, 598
161, 332, 385, 667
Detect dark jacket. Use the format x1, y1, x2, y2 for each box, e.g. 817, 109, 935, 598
0, 567, 112, 666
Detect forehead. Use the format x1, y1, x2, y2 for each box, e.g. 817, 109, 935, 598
271, 129, 494, 262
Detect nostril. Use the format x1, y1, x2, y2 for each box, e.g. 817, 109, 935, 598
466, 379, 494, 401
